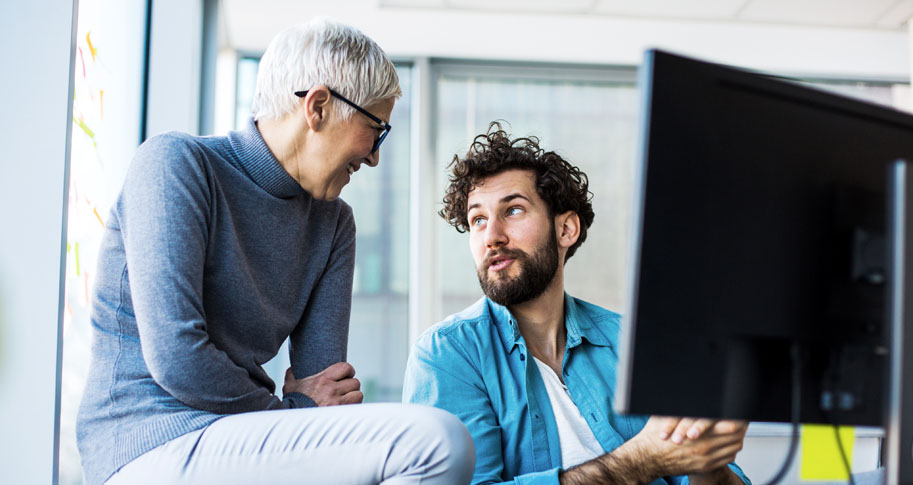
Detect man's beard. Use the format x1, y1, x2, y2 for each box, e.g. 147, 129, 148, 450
477, 227, 559, 307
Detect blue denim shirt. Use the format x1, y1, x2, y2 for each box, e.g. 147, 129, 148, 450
403, 294, 750, 485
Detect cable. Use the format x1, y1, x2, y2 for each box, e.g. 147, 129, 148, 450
833, 424, 856, 485
763, 342, 802, 485
821, 345, 855, 484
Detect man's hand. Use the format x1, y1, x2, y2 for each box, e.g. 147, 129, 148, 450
560, 416, 747, 484
654, 416, 722, 444
626, 416, 748, 479
282, 362, 363, 406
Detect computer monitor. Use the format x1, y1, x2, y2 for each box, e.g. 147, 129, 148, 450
614, 50, 913, 432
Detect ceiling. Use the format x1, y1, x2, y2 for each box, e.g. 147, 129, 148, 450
377, 0, 913, 28
220, 0, 913, 72
223, 0, 913, 48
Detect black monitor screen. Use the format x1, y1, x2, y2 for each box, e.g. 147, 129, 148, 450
616, 50, 913, 425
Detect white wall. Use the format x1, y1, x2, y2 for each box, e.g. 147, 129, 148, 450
0, 0, 77, 483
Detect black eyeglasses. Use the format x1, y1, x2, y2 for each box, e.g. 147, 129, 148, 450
294, 88, 391, 154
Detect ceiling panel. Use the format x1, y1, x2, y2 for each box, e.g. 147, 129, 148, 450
443, 0, 594, 13
738, 0, 899, 27
378, 0, 446, 7
876, 0, 913, 28
593, 0, 746, 20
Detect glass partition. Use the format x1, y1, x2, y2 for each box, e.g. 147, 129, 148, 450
234, 63, 415, 402
433, 64, 639, 317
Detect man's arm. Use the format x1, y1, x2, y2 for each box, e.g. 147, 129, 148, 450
559, 443, 652, 484
560, 417, 749, 484
403, 331, 749, 485
690, 466, 745, 485
655, 418, 752, 484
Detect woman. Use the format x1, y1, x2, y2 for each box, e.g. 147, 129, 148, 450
77, 18, 472, 485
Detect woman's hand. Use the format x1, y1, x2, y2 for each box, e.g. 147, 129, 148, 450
283, 362, 363, 406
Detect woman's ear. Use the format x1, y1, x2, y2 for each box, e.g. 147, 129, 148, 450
555, 211, 581, 250
301, 85, 333, 131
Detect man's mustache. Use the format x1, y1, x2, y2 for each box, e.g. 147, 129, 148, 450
482, 248, 528, 269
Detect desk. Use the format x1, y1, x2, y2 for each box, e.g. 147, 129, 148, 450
737, 423, 883, 484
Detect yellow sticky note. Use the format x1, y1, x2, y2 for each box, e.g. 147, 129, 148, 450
800, 424, 854, 481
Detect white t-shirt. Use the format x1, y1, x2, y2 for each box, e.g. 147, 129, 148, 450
533, 357, 604, 468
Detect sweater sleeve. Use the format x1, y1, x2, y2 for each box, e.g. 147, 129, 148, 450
287, 202, 356, 389
119, 134, 289, 414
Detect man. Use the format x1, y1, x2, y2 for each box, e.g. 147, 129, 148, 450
77, 18, 473, 485
403, 123, 750, 484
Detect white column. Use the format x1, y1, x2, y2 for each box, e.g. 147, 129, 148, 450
0, 0, 77, 483
409, 58, 441, 344
145, 0, 203, 137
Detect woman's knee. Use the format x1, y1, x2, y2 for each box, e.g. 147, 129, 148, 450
393, 405, 475, 481
426, 407, 474, 466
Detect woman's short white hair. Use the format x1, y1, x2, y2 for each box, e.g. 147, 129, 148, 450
251, 18, 401, 121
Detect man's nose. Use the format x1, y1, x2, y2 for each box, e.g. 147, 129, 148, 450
484, 219, 508, 248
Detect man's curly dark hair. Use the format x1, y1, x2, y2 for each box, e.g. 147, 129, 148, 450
440, 121, 594, 261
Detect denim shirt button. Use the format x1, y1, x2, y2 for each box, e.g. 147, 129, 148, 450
519, 354, 525, 361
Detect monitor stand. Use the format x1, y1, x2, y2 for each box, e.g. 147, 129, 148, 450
885, 159, 913, 484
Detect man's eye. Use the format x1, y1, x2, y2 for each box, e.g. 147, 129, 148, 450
507, 207, 524, 216
472, 216, 486, 226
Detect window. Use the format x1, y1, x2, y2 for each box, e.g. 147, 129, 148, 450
233, 61, 415, 402
433, 63, 639, 317
60, 1, 148, 483
803, 79, 910, 110
234, 57, 260, 130
345, 66, 413, 402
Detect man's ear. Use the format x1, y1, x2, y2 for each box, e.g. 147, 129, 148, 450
555, 211, 581, 250
300, 85, 333, 131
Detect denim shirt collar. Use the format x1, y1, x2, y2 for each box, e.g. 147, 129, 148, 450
564, 292, 612, 348
486, 292, 612, 353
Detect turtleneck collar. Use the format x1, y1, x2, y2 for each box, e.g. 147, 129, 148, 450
227, 117, 304, 199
